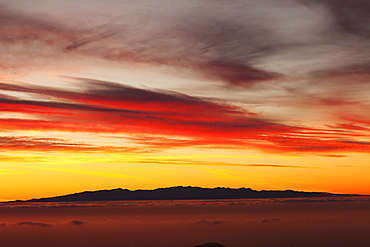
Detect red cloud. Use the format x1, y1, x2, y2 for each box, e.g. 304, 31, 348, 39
1, 78, 370, 155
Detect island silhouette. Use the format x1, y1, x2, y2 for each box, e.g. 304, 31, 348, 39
15, 186, 362, 202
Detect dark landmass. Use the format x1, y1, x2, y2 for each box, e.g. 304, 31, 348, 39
12, 186, 364, 203
193, 243, 227, 247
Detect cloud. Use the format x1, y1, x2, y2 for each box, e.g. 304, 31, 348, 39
316, 0, 370, 38
260, 218, 282, 224
196, 219, 224, 225
326, 123, 370, 131
132, 156, 313, 169
0, 6, 77, 77
0, 135, 138, 154
0, 136, 89, 151
243, 164, 310, 168
70, 220, 86, 226
0, 77, 244, 118
320, 154, 347, 158
15, 221, 52, 227
64, 32, 118, 52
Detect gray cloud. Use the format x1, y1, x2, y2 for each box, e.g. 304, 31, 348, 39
70, 220, 86, 225
196, 219, 224, 225
15, 221, 52, 227
316, 0, 370, 38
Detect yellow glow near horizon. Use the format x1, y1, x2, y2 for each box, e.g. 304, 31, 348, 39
1, 147, 370, 200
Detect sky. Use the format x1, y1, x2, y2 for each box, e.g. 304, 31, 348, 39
1, 0, 370, 200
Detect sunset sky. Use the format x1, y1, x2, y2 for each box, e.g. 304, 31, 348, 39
1, 0, 370, 200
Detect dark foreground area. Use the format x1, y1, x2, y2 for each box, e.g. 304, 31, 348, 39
1, 197, 369, 247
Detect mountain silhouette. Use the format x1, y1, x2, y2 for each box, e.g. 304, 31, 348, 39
17, 186, 361, 202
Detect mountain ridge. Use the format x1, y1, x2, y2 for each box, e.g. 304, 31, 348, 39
12, 186, 364, 203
